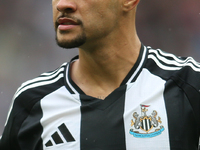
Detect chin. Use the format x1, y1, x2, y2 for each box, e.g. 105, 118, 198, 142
56, 33, 87, 49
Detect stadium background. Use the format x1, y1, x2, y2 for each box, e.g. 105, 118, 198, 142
0, 0, 200, 134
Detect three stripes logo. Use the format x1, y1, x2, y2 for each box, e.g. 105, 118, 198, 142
45, 123, 75, 147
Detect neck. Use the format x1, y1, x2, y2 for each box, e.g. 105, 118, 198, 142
70, 19, 141, 98
70, 39, 141, 99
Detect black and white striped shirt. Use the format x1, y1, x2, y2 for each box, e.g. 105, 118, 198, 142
1, 45, 200, 150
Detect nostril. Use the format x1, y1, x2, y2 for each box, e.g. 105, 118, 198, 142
57, 7, 74, 12
65, 8, 74, 13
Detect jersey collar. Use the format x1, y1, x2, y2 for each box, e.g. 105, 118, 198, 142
64, 44, 148, 95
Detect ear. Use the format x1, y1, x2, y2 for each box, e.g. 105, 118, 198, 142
122, 0, 140, 12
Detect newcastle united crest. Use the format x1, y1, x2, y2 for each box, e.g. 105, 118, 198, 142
130, 104, 164, 138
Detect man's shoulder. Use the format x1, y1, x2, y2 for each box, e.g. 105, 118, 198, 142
146, 46, 200, 88
146, 46, 200, 73
3, 62, 68, 127
147, 46, 199, 70
13, 62, 68, 102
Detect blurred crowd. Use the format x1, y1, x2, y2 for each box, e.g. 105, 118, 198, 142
0, 0, 200, 134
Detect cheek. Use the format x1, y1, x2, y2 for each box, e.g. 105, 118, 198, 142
80, 3, 118, 35
84, 13, 105, 33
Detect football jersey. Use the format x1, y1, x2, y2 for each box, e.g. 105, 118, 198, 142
0, 45, 200, 150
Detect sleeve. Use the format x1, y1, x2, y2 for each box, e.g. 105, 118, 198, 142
171, 57, 200, 132
0, 66, 64, 150
0, 97, 43, 150
0, 96, 26, 150
0, 82, 38, 150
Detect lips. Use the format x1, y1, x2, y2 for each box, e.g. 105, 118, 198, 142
57, 18, 79, 31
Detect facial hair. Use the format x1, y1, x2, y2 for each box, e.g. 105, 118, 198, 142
55, 16, 87, 49
56, 30, 86, 49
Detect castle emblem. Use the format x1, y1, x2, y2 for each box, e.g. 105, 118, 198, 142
130, 104, 164, 138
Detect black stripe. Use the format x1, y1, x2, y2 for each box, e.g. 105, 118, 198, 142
52, 132, 63, 144
164, 78, 199, 149
141, 120, 144, 129
145, 119, 148, 131
149, 48, 179, 62
17, 101, 44, 150
80, 86, 127, 150
45, 140, 53, 147
148, 119, 152, 129
58, 123, 75, 142
148, 52, 178, 68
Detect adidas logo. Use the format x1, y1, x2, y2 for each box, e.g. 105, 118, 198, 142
45, 123, 75, 147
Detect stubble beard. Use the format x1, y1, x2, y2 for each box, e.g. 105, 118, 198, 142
55, 28, 87, 49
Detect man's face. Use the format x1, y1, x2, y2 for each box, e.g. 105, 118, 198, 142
52, 0, 121, 49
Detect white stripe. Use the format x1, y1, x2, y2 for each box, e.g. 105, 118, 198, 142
148, 54, 200, 72
124, 69, 170, 149
155, 49, 200, 66
65, 64, 79, 94
149, 49, 183, 65
149, 49, 200, 71
15, 67, 65, 96
40, 62, 67, 76
127, 46, 147, 84
150, 48, 200, 66
40, 86, 81, 149
148, 55, 181, 70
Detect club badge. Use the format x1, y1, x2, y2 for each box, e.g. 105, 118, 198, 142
130, 104, 164, 138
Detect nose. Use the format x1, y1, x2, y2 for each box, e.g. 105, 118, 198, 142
56, 0, 77, 13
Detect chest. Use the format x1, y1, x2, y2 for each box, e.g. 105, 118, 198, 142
31, 74, 198, 149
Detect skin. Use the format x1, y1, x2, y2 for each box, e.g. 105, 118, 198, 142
52, 0, 141, 99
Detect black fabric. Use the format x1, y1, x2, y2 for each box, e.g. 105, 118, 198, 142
164, 79, 199, 149
80, 86, 127, 150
